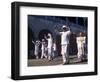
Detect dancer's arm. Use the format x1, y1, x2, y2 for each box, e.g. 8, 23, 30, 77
54, 28, 62, 35
32, 41, 35, 44
44, 35, 48, 40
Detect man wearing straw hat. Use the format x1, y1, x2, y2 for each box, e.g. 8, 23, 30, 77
55, 25, 71, 64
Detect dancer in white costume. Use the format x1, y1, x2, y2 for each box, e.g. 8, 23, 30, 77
52, 41, 57, 58
77, 32, 86, 61
41, 39, 47, 59
32, 40, 41, 59
45, 33, 53, 61
55, 25, 71, 64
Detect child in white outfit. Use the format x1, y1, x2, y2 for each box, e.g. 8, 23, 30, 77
41, 39, 47, 59
32, 40, 41, 59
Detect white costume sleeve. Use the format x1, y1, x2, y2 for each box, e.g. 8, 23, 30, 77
67, 30, 71, 35
55, 29, 62, 35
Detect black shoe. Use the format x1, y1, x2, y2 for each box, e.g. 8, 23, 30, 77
63, 62, 66, 65
66, 60, 70, 64
48, 59, 52, 62
66, 61, 70, 64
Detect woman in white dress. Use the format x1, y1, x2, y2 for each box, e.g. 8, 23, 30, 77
77, 32, 86, 61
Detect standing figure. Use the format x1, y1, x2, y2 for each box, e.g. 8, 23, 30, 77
76, 32, 86, 62
55, 25, 71, 64
41, 39, 47, 59
45, 33, 53, 61
52, 40, 57, 58
32, 40, 41, 59
44, 42, 48, 58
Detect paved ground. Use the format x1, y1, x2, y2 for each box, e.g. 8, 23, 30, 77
28, 55, 87, 66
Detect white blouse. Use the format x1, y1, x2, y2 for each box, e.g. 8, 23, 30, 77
77, 36, 86, 47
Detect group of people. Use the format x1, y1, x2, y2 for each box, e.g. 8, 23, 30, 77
32, 34, 57, 61
32, 25, 87, 65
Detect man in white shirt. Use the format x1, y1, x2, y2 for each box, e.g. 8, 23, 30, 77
55, 25, 71, 64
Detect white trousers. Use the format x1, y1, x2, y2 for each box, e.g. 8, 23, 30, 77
61, 44, 69, 63
77, 45, 85, 59
48, 48, 53, 60
41, 49, 47, 58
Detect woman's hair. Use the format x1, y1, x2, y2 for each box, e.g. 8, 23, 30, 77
79, 32, 85, 37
